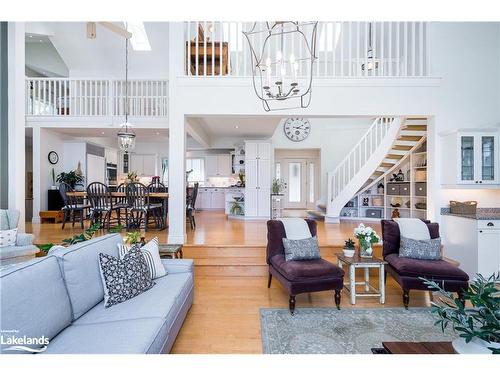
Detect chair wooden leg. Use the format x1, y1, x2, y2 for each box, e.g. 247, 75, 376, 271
457, 290, 466, 305
267, 273, 272, 288
80, 210, 84, 229
71, 210, 76, 227
334, 289, 341, 310
289, 295, 296, 315
403, 290, 410, 309
62, 210, 67, 229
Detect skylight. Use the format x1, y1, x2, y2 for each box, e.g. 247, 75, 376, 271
124, 22, 151, 51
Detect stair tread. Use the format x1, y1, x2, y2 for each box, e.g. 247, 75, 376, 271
398, 135, 424, 141
386, 154, 404, 159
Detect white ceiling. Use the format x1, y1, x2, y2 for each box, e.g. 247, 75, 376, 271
52, 127, 168, 139
26, 22, 169, 78
189, 116, 283, 138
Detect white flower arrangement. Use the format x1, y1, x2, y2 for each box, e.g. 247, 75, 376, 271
353, 223, 380, 250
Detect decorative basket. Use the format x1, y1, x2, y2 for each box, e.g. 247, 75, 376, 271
372, 197, 384, 206
450, 201, 477, 215
415, 170, 427, 182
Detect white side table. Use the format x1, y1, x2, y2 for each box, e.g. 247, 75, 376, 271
337, 253, 387, 304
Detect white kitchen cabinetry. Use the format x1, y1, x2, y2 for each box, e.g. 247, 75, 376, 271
105, 148, 118, 165
442, 216, 500, 279
441, 130, 499, 186
245, 141, 272, 218
130, 154, 156, 176
195, 188, 225, 210
205, 154, 232, 177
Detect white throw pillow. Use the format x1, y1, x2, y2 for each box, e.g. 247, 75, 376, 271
117, 237, 166, 279
394, 218, 431, 240
0, 228, 18, 248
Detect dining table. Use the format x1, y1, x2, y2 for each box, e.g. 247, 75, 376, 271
67, 191, 169, 230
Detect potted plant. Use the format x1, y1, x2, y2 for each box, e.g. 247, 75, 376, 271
353, 223, 380, 258
124, 231, 144, 246
422, 273, 500, 354
56, 170, 84, 189
230, 200, 244, 215
126, 171, 139, 184
343, 238, 356, 257
272, 178, 284, 194
238, 171, 245, 187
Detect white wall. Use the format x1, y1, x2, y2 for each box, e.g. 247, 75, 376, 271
271, 118, 372, 201
25, 41, 69, 77
39, 128, 66, 211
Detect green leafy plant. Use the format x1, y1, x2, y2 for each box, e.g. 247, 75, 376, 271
61, 223, 102, 245
126, 171, 139, 183
36, 243, 55, 254
238, 171, 245, 186
125, 231, 142, 245
421, 273, 500, 353
230, 200, 244, 215
56, 170, 84, 188
272, 178, 284, 194
344, 238, 355, 249
108, 224, 124, 233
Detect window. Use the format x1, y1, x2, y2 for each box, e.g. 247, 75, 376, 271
186, 158, 205, 183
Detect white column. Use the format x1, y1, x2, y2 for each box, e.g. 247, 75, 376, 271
167, 22, 187, 244
31, 126, 41, 224
7, 22, 26, 230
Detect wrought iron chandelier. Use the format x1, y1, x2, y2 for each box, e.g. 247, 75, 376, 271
117, 37, 136, 153
243, 22, 318, 111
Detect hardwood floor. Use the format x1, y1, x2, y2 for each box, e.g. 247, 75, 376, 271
26, 211, 431, 354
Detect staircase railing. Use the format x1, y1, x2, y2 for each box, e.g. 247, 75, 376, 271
327, 117, 398, 211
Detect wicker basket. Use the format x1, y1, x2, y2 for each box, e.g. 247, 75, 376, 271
372, 197, 384, 206
415, 170, 427, 182
450, 201, 477, 215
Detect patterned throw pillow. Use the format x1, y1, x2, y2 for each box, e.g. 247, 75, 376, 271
98, 246, 155, 308
0, 229, 18, 248
282, 236, 321, 262
117, 237, 166, 279
399, 236, 442, 260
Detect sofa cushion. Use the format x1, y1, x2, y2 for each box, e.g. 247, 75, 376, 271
381, 219, 439, 257
267, 219, 317, 263
0, 244, 39, 260
42, 318, 166, 354
49, 233, 122, 320
75, 271, 193, 327
385, 254, 469, 281
270, 254, 344, 281
400, 236, 442, 260
0, 256, 72, 353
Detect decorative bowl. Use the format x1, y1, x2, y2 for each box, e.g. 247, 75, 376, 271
342, 248, 355, 257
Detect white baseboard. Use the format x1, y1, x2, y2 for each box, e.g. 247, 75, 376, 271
325, 216, 340, 224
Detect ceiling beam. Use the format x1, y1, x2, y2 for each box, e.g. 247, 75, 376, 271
185, 118, 211, 149
86, 22, 132, 40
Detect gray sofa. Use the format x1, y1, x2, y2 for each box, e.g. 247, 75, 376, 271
0, 209, 39, 265
0, 233, 194, 354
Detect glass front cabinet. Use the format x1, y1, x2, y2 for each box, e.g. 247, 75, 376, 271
458, 132, 499, 185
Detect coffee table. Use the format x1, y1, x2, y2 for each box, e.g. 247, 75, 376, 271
336, 253, 387, 304
158, 244, 183, 259
382, 341, 455, 354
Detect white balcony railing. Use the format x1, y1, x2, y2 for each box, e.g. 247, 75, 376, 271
184, 21, 430, 78
25, 78, 168, 117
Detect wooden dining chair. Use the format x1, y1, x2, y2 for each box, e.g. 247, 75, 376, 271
58, 182, 90, 229
126, 182, 163, 231
86, 182, 124, 229
148, 181, 168, 229
186, 182, 199, 230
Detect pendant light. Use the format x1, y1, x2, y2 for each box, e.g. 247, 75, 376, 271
361, 22, 379, 72
117, 37, 136, 153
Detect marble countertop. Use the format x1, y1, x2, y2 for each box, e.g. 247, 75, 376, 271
441, 207, 500, 220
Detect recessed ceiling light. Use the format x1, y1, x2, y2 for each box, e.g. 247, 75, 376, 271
101, 131, 105, 135
234, 125, 239, 129
124, 22, 151, 51
28, 35, 33, 38
156, 132, 160, 135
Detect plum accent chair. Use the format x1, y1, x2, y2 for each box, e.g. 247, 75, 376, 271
267, 219, 344, 314
0, 209, 39, 265
381, 219, 469, 309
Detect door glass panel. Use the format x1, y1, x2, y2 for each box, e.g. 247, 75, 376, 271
308, 163, 315, 203
275, 162, 281, 179
482, 136, 495, 181
461, 136, 474, 181
288, 162, 301, 203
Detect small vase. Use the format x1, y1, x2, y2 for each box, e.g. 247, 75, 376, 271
359, 242, 373, 258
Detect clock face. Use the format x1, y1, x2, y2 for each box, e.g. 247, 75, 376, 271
48, 151, 59, 165
284, 118, 311, 142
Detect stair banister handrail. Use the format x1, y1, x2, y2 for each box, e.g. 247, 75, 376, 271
330, 117, 394, 201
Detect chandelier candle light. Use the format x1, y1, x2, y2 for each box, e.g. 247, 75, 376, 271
243, 22, 318, 111
117, 37, 136, 154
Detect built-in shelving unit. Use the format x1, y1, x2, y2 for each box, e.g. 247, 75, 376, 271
341, 140, 427, 221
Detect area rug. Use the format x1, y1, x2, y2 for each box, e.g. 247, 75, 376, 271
260, 307, 457, 354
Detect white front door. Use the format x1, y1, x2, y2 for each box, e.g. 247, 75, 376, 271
277, 158, 318, 209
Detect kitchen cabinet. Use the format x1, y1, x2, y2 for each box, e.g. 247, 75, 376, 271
130, 154, 156, 176
245, 141, 272, 218
441, 130, 499, 186
196, 188, 225, 210
105, 148, 118, 165
442, 216, 500, 279
205, 154, 232, 177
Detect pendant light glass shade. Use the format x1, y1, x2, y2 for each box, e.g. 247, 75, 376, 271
117, 38, 136, 153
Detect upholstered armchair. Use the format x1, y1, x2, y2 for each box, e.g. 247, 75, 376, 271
381, 219, 469, 309
0, 209, 39, 265
267, 219, 344, 314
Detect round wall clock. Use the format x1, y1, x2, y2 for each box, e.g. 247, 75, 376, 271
48, 151, 59, 165
283, 118, 311, 142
